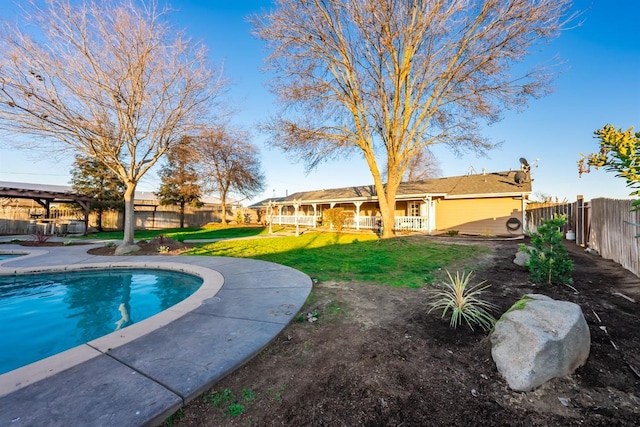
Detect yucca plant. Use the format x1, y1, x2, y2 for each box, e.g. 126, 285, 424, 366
427, 270, 497, 332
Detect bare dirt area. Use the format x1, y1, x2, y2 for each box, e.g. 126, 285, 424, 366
161, 238, 640, 427
86, 236, 193, 256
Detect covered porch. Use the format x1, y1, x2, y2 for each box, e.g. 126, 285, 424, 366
265, 196, 437, 233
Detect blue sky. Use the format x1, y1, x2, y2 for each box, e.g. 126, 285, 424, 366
0, 0, 638, 205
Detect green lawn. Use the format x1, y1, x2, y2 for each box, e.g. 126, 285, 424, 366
86, 225, 269, 241
186, 232, 488, 288
88, 227, 489, 288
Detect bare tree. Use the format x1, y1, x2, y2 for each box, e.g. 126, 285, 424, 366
253, 0, 574, 238
193, 127, 265, 225
0, 0, 225, 252
386, 148, 442, 182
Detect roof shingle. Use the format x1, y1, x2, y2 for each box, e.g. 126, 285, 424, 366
281, 170, 532, 202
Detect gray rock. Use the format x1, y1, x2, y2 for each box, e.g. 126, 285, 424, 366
513, 248, 531, 266
585, 247, 600, 256
490, 294, 590, 391
114, 243, 141, 255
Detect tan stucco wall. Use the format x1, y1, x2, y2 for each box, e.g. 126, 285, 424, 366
435, 197, 524, 236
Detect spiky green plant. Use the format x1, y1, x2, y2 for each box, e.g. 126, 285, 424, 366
427, 270, 497, 332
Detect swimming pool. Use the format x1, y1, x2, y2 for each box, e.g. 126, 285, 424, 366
0, 254, 22, 261
0, 269, 203, 375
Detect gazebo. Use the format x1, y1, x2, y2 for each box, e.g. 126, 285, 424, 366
0, 182, 93, 235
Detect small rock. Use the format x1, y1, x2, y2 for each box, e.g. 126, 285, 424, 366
585, 247, 600, 256
513, 248, 531, 266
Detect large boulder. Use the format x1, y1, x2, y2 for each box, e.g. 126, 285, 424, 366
513, 246, 531, 266
490, 294, 590, 391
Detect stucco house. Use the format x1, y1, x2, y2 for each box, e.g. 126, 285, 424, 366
263, 170, 532, 236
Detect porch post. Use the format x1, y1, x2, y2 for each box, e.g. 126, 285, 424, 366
311, 203, 317, 228
267, 201, 274, 234
278, 206, 283, 225
353, 201, 363, 230
423, 196, 432, 233
293, 199, 301, 236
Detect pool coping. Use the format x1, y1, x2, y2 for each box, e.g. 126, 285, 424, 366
0, 244, 312, 426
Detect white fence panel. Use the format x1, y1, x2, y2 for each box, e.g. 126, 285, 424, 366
275, 215, 317, 226
395, 216, 429, 231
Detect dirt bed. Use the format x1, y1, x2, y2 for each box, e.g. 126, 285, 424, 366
158, 238, 639, 426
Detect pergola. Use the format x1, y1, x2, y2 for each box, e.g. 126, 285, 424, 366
0, 185, 93, 234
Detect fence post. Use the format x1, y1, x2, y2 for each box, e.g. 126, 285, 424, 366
576, 195, 585, 247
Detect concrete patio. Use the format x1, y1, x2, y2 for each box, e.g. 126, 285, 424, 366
0, 240, 312, 426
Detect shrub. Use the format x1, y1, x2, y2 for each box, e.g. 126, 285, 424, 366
322, 208, 354, 231
427, 270, 497, 332
235, 210, 244, 224
521, 214, 574, 284
31, 231, 50, 245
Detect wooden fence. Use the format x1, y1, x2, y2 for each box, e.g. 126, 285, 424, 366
0, 205, 226, 234
0, 207, 83, 234
527, 197, 640, 278
81, 207, 226, 230
526, 202, 576, 235
588, 198, 640, 278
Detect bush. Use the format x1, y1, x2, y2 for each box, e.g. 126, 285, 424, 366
521, 214, 573, 284
31, 231, 50, 245
427, 270, 497, 332
322, 208, 354, 231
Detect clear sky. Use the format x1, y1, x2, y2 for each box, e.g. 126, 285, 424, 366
0, 0, 638, 205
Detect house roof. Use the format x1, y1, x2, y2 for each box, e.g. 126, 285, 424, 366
249, 197, 286, 209
0, 181, 94, 202
279, 170, 532, 204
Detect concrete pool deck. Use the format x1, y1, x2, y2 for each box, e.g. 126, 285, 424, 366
0, 240, 312, 426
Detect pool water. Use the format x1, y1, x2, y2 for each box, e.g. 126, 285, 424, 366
0, 269, 203, 375
0, 254, 21, 261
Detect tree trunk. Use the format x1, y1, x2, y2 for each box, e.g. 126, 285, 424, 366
96, 207, 103, 232
114, 182, 140, 255
368, 159, 398, 239
376, 184, 396, 239
220, 187, 228, 225
220, 200, 227, 225
179, 202, 185, 228
123, 183, 136, 244
378, 192, 397, 239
